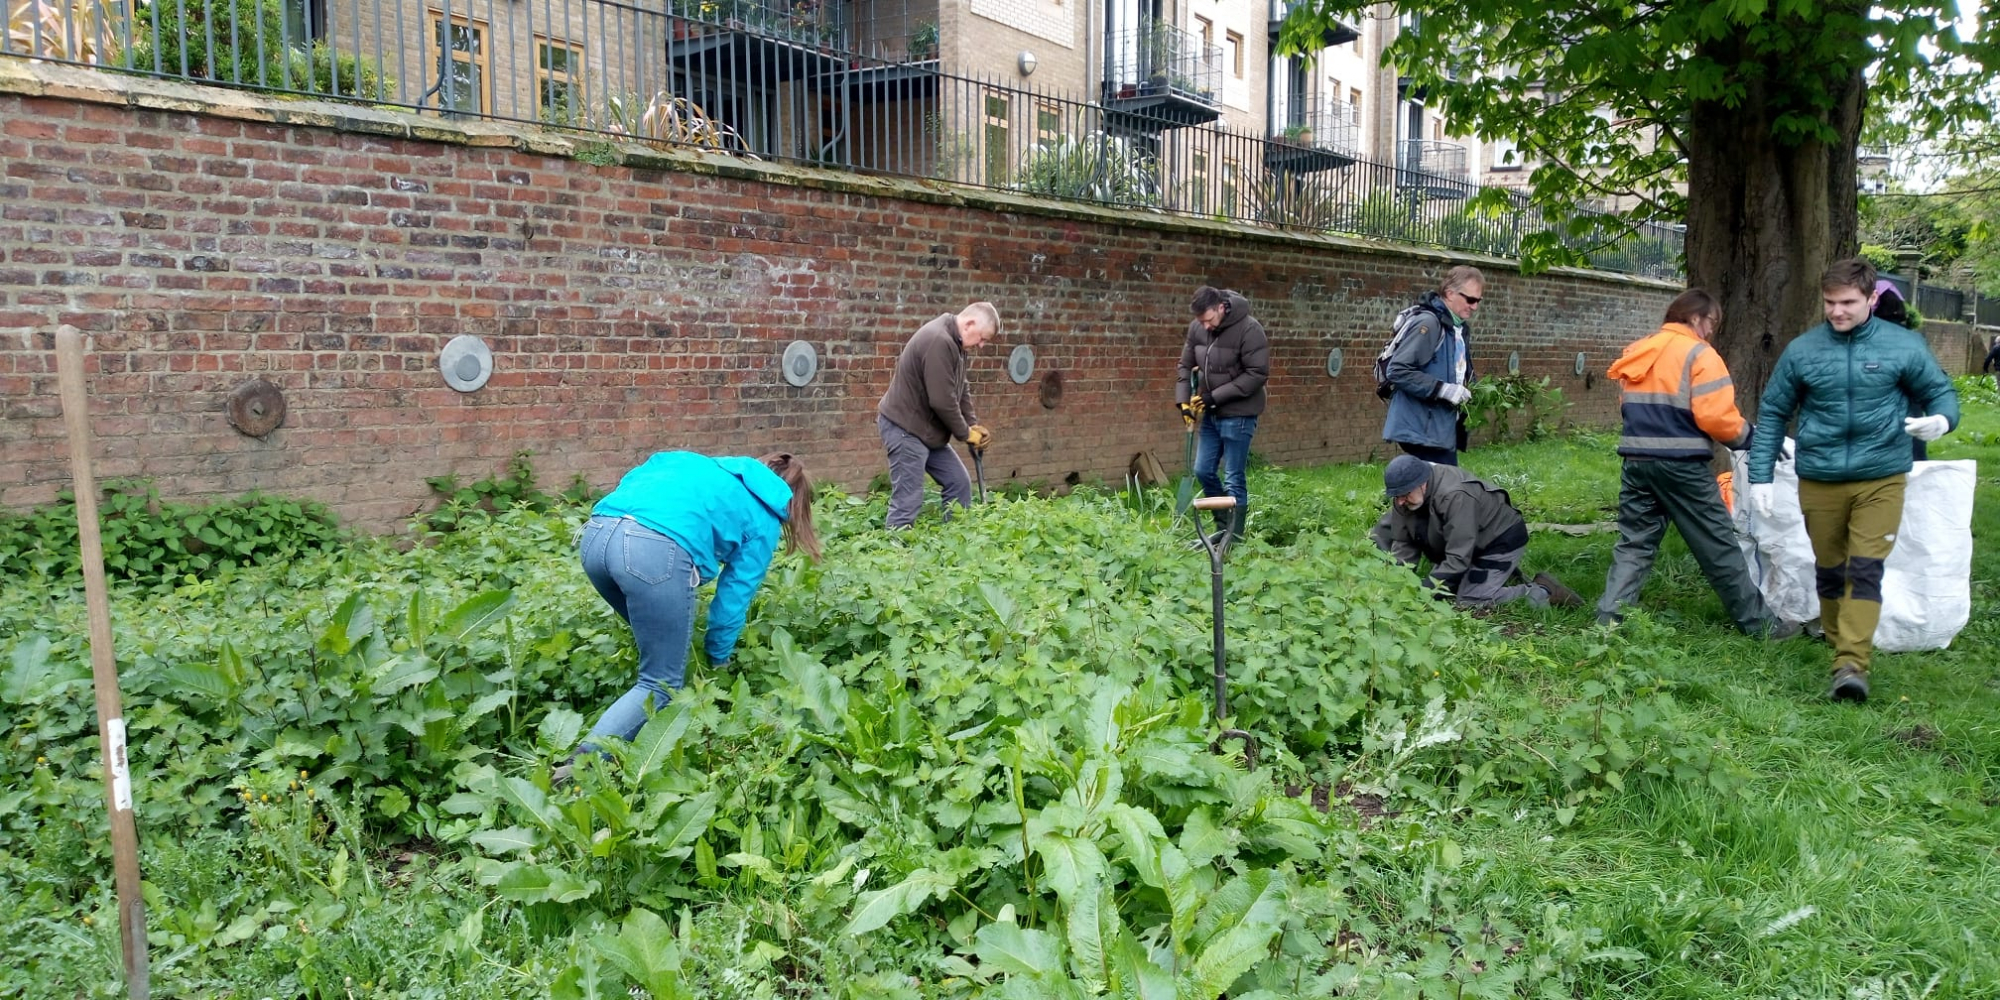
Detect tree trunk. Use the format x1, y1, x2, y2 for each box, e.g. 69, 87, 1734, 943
1686, 39, 1865, 420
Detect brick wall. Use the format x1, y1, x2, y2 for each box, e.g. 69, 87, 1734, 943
1, 61, 1679, 532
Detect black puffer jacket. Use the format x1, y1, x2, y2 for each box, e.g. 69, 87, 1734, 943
1175, 291, 1270, 418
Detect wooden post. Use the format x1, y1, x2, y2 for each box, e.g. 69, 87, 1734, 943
53, 325, 151, 1000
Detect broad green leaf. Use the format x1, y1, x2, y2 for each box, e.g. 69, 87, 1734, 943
163, 661, 235, 705
628, 703, 691, 783
538, 707, 586, 754
498, 775, 562, 831
468, 826, 539, 854
973, 921, 1062, 977
374, 654, 439, 696
771, 628, 847, 731
1032, 832, 1108, 902
1177, 806, 1233, 866
1064, 883, 1117, 989
318, 592, 374, 658
1184, 871, 1285, 997
495, 863, 599, 904
593, 907, 691, 1000
460, 688, 514, 724
978, 581, 1017, 629
375, 786, 411, 818
438, 590, 516, 647
844, 867, 958, 936
3, 634, 54, 703
654, 790, 719, 852
1107, 803, 1167, 888
1111, 929, 1175, 1000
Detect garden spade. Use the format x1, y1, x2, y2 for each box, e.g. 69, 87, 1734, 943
1175, 370, 1201, 515
971, 444, 987, 503
1191, 494, 1257, 769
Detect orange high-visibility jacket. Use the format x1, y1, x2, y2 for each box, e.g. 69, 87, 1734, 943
1606, 323, 1750, 459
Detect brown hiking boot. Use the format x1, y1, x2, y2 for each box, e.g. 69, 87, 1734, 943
1532, 572, 1585, 609
1829, 663, 1870, 703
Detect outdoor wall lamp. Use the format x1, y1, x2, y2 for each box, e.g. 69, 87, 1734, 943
1018, 50, 1038, 76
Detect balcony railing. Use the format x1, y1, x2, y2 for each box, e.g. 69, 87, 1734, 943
1271, 105, 1359, 156
669, 0, 850, 51
1103, 23, 1221, 110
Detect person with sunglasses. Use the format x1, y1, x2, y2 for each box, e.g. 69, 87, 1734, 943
1381, 265, 1484, 466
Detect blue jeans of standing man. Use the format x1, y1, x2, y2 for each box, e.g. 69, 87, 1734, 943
578, 514, 698, 746
1194, 414, 1258, 511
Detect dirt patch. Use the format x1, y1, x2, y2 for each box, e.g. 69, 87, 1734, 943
1891, 724, 1941, 750
1285, 781, 1398, 827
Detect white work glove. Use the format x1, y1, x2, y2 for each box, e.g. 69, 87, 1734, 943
1436, 383, 1472, 406
1903, 414, 1949, 442
1748, 483, 1776, 520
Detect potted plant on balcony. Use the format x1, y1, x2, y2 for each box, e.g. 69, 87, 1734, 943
909, 19, 939, 60
1278, 123, 1313, 146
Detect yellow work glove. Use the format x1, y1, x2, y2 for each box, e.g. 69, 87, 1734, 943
966, 424, 992, 451
1177, 401, 1200, 428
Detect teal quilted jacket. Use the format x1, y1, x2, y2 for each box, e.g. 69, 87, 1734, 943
1747, 317, 1958, 484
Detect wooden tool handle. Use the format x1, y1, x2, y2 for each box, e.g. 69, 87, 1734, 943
1192, 496, 1238, 510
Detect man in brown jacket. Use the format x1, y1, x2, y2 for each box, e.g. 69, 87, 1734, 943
877, 302, 999, 528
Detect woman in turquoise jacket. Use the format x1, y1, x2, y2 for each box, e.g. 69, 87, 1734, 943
574, 451, 821, 752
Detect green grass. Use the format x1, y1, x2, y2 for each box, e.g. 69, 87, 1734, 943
1339, 401, 2000, 997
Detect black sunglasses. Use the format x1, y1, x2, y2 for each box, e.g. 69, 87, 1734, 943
1456, 292, 1484, 305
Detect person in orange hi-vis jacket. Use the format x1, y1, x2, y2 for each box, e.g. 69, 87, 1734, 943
1595, 289, 1802, 639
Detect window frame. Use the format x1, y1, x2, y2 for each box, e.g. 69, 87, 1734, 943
426, 9, 492, 116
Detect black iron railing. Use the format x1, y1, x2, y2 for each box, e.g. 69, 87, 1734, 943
2, 0, 1682, 276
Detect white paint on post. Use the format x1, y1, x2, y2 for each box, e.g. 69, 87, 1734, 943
107, 717, 133, 812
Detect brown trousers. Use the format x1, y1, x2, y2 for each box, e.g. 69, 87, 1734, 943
1797, 474, 1906, 673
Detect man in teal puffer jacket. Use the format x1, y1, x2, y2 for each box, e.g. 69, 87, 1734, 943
1747, 258, 1959, 703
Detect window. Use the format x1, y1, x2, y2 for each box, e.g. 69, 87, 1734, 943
1226, 31, 1243, 79
1221, 157, 1239, 217
984, 93, 1011, 184
1489, 133, 1521, 171
428, 11, 489, 115
537, 39, 584, 124
1431, 118, 1443, 141
1349, 86, 1361, 109
283, 0, 326, 46
1190, 150, 1209, 214
1193, 15, 1212, 49
1036, 102, 1063, 151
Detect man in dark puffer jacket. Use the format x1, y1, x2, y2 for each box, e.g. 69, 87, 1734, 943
1747, 258, 1959, 704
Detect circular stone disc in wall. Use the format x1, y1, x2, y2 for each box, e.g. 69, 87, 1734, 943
1008, 344, 1036, 384
1507, 350, 1521, 374
782, 341, 819, 387
440, 335, 494, 393
225, 378, 287, 437
1325, 347, 1344, 378
1574, 351, 1588, 376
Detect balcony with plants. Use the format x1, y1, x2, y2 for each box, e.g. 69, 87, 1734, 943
668, 0, 848, 52
1102, 22, 1221, 128
1265, 103, 1360, 172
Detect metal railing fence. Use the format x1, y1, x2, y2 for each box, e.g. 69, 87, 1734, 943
3, 0, 1681, 276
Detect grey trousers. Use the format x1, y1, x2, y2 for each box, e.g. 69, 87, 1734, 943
879, 414, 972, 528
1452, 543, 1545, 606
1597, 457, 1773, 633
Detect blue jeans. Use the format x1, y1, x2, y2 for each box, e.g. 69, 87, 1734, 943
1195, 414, 1258, 510
578, 515, 697, 746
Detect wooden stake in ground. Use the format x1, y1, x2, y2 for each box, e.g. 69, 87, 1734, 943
54, 325, 151, 1000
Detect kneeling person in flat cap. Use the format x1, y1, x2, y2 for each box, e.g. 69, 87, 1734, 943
1370, 455, 1582, 608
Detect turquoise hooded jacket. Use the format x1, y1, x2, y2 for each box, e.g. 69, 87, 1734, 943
1748, 317, 1958, 485
593, 452, 791, 663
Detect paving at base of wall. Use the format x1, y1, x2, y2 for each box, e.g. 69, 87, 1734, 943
2, 60, 1972, 532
